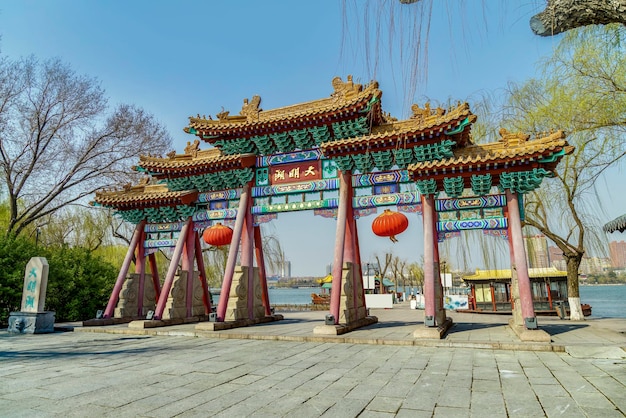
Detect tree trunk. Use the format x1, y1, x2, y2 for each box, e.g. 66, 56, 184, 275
565, 252, 585, 320
531, 0, 626, 36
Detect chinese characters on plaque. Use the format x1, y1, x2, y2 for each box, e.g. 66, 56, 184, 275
270, 161, 321, 185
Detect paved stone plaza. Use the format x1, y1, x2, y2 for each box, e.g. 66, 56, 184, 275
2, 304, 625, 417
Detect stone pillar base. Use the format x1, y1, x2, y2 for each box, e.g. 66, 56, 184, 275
413, 317, 454, 339
313, 315, 378, 335
508, 318, 551, 342
8, 311, 55, 334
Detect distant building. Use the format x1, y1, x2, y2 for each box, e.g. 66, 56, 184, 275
609, 240, 626, 268
525, 235, 550, 268
281, 261, 291, 280
579, 256, 611, 275
269, 260, 291, 280
548, 246, 566, 270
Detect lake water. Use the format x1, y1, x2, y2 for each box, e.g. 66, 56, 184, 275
579, 285, 626, 318
263, 285, 626, 319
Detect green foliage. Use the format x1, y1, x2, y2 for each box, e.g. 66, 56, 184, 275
504, 24, 626, 305
92, 244, 130, 271
0, 235, 40, 325
45, 247, 117, 322
506, 24, 626, 248
0, 233, 118, 326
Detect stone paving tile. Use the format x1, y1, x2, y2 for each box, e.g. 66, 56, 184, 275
433, 405, 470, 417
470, 390, 507, 415
364, 395, 403, 414
568, 390, 620, 410
540, 396, 587, 418
286, 398, 335, 418
581, 406, 626, 418
437, 386, 471, 409
502, 397, 546, 417
320, 397, 370, 417
471, 378, 502, 393
2, 305, 626, 417
358, 411, 396, 418
396, 408, 433, 418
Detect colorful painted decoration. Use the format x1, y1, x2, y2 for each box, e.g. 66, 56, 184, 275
202, 223, 233, 246
372, 209, 409, 243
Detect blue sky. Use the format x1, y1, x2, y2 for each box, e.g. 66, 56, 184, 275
1, 1, 624, 276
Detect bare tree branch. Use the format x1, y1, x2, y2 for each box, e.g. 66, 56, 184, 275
0, 56, 172, 237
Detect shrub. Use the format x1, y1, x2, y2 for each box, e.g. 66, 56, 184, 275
0, 235, 40, 326
45, 247, 117, 322
0, 235, 118, 326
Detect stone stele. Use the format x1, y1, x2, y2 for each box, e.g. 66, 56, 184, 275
8, 257, 55, 333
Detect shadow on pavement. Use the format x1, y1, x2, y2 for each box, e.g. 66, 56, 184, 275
537, 323, 588, 336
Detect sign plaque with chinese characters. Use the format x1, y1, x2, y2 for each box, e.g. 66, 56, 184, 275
270, 161, 322, 185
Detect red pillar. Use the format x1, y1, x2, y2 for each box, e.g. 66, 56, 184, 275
241, 191, 255, 320
330, 170, 351, 324
194, 233, 211, 314
470, 286, 477, 310
431, 207, 445, 325
154, 218, 192, 320
351, 210, 366, 315
217, 182, 251, 321
546, 281, 553, 309
422, 195, 437, 326
104, 220, 145, 318
254, 225, 272, 316
182, 221, 196, 318
506, 190, 537, 328
148, 252, 161, 302
344, 180, 356, 300
135, 226, 147, 317
490, 283, 497, 312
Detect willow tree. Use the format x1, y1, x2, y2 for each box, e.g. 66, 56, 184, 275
505, 24, 626, 319
407, 261, 424, 293
202, 229, 286, 289
342, 1, 626, 110
0, 56, 172, 237
397, 0, 626, 36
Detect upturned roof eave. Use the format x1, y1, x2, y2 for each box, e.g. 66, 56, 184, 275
185, 77, 383, 135
603, 213, 626, 233
136, 153, 257, 177
319, 106, 475, 155
407, 130, 569, 174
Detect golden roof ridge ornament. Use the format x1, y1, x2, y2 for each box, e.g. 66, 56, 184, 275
497, 128, 530, 146
410, 102, 446, 121
184, 139, 200, 157
240, 95, 262, 120
184, 75, 383, 133
331, 75, 363, 100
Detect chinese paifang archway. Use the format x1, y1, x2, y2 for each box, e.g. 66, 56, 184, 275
92, 76, 571, 339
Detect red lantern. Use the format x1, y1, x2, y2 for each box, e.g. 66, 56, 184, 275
202, 223, 233, 246
372, 209, 409, 243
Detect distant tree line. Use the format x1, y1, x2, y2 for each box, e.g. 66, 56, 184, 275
585, 270, 626, 285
